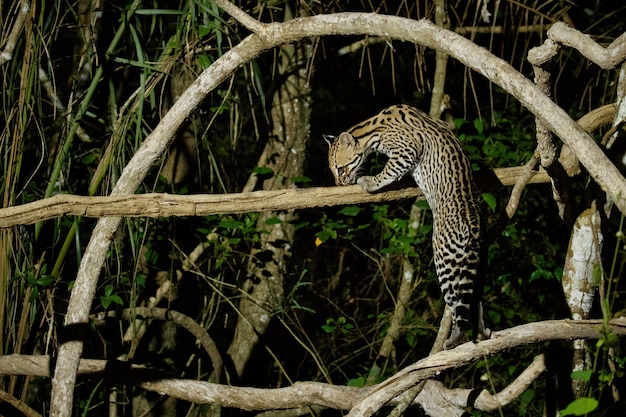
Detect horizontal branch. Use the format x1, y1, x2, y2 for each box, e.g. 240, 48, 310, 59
0, 166, 547, 227
0, 318, 621, 413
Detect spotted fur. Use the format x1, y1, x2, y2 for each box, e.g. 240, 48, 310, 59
325, 104, 490, 349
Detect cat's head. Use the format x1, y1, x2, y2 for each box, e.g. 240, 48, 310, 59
324, 132, 363, 186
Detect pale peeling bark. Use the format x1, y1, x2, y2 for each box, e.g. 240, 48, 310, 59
562, 205, 603, 397
227, 15, 312, 376
562, 198, 604, 319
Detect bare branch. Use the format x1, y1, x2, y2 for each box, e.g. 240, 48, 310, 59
38, 67, 91, 143
505, 156, 540, 219
212, 0, 266, 33
0, 1, 30, 66
456, 24, 549, 35
528, 38, 574, 226
0, 167, 549, 228
562, 204, 603, 396
101, 308, 224, 383
0, 388, 42, 417
548, 22, 626, 70
428, 0, 451, 119
561, 103, 618, 177
470, 354, 546, 409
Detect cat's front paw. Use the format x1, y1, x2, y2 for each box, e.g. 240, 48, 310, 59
357, 176, 378, 193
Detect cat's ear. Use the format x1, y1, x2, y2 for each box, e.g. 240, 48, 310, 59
338, 132, 357, 147
322, 134, 336, 147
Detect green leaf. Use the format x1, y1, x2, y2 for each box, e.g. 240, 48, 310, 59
26, 272, 36, 286
347, 376, 366, 387
339, 206, 361, 216
253, 166, 274, 175
571, 370, 592, 382
530, 268, 551, 282
395, 235, 414, 245
291, 176, 312, 184
109, 294, 124, 306
605, 331, 620, 347
136, 274, 146, 288
560, 397, 598, 416
380, 246, 402, 255
264, 217, 283, 225
482, 193, 497, 211
316, 230, 333, 243
218, 219, 243, 230
104, 285, 114, 297
406, 332, 415, 347
36, 275, 55, 287
80, 153, 98, 164
321, 324, 335, 333
473, 118, 485, 134
415, 200, 431, 211
420, 224, 433, 235
487, 310, 502, 325
100, 296, 112, 309
520, 388, 535, 405
592, 264, 602, 286
321, 318, 336, 333
197, 53, 212, 69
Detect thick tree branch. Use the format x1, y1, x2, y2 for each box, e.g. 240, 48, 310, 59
0, 167, 548, 228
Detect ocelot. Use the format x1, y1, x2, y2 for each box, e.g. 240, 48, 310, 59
325, 104, 490, 349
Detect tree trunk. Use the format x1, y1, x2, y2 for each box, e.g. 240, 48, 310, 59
227, 7, 312, 377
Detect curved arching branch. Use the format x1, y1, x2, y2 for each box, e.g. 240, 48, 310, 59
50, 7, 626, 417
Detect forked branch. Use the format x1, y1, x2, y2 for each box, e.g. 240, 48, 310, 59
548, 22, 626, 70
348, 318, 626, 417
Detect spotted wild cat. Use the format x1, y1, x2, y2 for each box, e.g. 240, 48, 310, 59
324, 104, 490, 349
